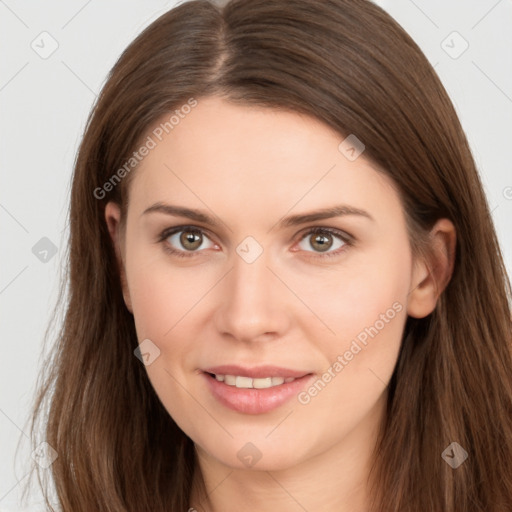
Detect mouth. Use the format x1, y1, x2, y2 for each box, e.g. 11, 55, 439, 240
205, 372, 299, 389
201, 365, 314, 414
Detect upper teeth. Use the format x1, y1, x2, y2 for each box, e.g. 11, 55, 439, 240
214, 374, 296, 389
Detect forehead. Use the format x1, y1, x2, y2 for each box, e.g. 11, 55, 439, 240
128, 96, 401, 222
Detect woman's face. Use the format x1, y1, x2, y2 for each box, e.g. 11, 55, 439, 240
106, 95, 424, 472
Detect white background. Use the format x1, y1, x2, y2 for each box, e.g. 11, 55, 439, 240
1, 0, 511, 509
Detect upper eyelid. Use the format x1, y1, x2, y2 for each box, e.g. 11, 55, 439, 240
158, 225, 216, 243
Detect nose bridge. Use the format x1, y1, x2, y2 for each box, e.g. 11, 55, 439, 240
215, 239, 289, 342
232, 246, 271, 304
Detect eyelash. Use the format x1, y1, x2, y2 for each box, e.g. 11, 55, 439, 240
157, 225, 353, 260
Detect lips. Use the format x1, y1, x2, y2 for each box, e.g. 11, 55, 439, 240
201, 365, 314, 414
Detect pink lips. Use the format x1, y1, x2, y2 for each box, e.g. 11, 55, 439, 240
201, 365, 314, 415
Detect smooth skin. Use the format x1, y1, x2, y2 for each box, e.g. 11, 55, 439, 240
105, 96, 455, 512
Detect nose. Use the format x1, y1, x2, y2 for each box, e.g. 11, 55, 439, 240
214, 247, 291, 344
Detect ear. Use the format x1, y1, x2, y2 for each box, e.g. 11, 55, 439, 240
105, 202, 133, 313
407, 218, 456, 319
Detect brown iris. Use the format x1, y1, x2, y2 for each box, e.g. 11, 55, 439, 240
180, 229, 203, 251
309, 232, 333, 252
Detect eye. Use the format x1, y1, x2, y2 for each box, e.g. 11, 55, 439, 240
295, 227, 351, 258
157, 225, 352, 260
158, 226, 217, 258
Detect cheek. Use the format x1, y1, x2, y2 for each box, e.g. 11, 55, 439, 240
289, 253, 409, 450
288, 241, 411, 419
125, 249, 209, 340
291, 243, 412, 348
124, 251, 206, 428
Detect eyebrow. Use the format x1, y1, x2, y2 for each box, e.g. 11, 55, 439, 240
141, 202, 374, 229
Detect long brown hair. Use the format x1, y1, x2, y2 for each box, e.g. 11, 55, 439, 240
22, 0, 512, 510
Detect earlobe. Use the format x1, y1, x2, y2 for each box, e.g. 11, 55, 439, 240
406, 218, 456, 319
104, 202, 133, 313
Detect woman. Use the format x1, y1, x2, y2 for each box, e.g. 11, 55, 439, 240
24, 0, 512, 510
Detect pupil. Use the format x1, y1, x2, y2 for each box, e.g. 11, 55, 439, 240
181, 231, 201, 250
313, 233, 331, 252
